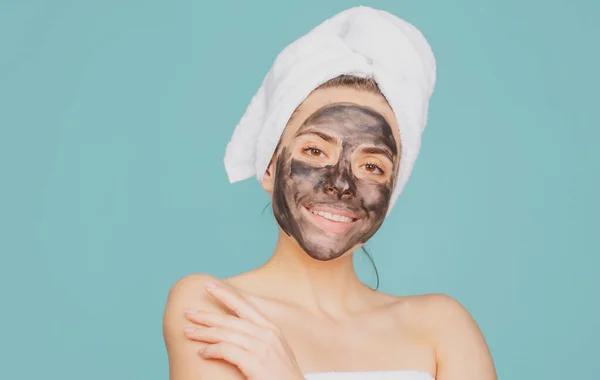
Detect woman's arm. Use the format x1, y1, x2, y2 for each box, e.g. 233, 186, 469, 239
163, 274, 246, 380
426, 294, 497, 380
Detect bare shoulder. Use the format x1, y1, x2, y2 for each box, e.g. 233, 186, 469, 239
391, 293, 497, 380
164, 273, 220, 314
163, 272, 247, 337
162, 273, 245, 380
399, 293, 476, 327
164, 273, 248, 314
164, 273, 224, 329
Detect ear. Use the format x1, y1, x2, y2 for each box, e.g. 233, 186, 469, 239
261, 158, 276, 194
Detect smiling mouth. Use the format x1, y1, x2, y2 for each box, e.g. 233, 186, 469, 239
306, 207, 357, 223
301, 205, 360, 233
312, 210, 354, 223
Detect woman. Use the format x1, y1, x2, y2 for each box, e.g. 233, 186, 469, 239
163, 6, 496, 380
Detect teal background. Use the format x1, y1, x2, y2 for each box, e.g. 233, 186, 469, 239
1, 0, 598, 379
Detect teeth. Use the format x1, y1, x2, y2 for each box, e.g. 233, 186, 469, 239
310, 210, 353, 223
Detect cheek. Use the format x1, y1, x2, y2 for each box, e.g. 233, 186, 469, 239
289, 160, 328, 191
356, 181, 392, 213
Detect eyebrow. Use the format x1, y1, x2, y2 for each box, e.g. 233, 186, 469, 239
359, 146, 395, 163
294, 129, 339, 144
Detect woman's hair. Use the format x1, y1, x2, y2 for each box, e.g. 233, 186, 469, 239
288, 74, 389, 125
316, 74, 382, 93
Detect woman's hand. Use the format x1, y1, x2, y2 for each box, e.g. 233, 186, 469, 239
182, 281, 305, 380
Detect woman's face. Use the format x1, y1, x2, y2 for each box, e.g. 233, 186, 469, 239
264, 87, 401, 261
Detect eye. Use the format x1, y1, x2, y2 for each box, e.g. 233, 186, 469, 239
362, 162, 384, 175
303, 146, 326, 158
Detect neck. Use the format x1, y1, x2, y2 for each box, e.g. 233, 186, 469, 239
257, 229, 372, 316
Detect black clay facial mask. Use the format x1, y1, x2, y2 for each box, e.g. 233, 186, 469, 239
272, 103, 398, 261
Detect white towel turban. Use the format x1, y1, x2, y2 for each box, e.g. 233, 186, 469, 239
224, 6, 436, 214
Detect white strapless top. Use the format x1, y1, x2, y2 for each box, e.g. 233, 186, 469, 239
304, 371, 434, 380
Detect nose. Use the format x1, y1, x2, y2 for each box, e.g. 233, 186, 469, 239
323, 162, 355, 200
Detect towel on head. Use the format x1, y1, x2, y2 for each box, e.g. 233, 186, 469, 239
224, 5, 436, 213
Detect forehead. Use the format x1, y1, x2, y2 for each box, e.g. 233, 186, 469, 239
280, 87, 400, 151
300, 103, 389, 133
298, 103, 397, 153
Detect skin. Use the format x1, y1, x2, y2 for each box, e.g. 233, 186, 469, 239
163, 87, 497, 380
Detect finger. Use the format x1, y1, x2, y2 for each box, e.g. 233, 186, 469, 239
199, 342, 257, 378
184, 326, 256, 351
184, 309, 264, 337
203, 281, 271, 327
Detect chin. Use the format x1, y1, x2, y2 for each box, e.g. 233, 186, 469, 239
306, 249, 346, 262
297, 238, 354, 262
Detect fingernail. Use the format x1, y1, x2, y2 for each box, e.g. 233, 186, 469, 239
204, 281, 217, 289
184, 308, 196, 314
184, 327, 196, 333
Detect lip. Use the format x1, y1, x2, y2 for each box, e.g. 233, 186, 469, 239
301, 205, 360, 234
